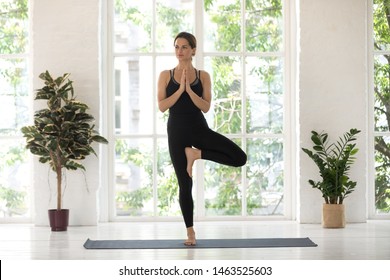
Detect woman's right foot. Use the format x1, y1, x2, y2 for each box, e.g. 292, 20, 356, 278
185, 147, 201, 178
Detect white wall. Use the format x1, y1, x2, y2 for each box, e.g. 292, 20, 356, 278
31, 0, 102, 226
298, 0, 368, 223
30, 0, 369, 226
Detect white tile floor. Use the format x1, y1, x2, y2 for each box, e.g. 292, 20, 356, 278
0, 220, 389, 260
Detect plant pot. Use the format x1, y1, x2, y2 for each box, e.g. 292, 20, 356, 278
322, 203, 345, 228
48, 209, 69, 231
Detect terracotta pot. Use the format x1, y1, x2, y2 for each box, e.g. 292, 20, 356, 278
322, 203, 345, 228
48, 209, 69, 231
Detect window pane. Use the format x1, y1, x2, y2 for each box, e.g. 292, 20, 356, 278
204, 139, 243, 216
157, 138, 181, 216
0, 0, 29, 54
374, 55, 390, 132
375, 136, 390, 213
373, 0, 390, 51
0, 58, 29, 136
373, 0, 390, 216
245, 0, 283, 52
204, 0, 242, 52
205, 56, 242, 134
111, 0, 287, 220
246, 138, 283, 216
115, 139, 153, 216
156, 56, 176, 135
0, 140, 30, 218
114, 0, 152, 53
246, 56, 284, 134
114, 56, 153, 135
156, 0, 194, 52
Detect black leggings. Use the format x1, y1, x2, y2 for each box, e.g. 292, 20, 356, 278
167, 112, 247, 228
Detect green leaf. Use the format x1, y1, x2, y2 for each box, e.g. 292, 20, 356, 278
91, 135, 109, 144
65, 160, 85, 171
42, 124, 59, 134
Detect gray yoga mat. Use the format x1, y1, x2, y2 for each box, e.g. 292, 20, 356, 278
83, 237, 317, 249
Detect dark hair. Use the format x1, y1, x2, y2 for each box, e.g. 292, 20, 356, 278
174, 32, 197, 49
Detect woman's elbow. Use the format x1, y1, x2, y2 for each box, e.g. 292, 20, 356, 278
158, 102, 167, 113
159, 106, 167, 113
202, 103, 211, 113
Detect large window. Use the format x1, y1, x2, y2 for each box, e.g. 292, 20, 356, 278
109, 0, 290, 220
0, 0, 31, 220
372, 0, 390, 216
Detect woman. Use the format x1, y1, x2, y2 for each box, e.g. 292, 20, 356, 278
157, 32, 247, 246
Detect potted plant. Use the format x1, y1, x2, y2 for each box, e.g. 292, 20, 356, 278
21, 71, 108, 231
302, 128, 360, 228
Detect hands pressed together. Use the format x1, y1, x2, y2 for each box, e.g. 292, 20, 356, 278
157, 66, 210, 114
179, 68, 193, 95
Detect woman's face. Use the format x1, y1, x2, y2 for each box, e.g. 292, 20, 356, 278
174, 37, 195, 61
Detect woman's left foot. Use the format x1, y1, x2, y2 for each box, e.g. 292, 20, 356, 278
184, 227, 196, 246
185, 147, 201, 178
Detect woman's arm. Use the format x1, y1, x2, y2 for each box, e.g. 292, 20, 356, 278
186, 70, 211, 113
157, 70, 185, 113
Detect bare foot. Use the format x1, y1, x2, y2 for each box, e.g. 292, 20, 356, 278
184, 227, 196, 246
185, 147, 201, 178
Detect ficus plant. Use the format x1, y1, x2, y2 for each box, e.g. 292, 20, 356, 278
21, 71, 108, 210
302, 128, 361, 204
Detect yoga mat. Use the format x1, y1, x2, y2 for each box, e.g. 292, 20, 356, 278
83, 237, 317, 249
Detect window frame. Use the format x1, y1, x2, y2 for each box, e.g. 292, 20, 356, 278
104, 0, 295, 222
0, 0, 32, 223
368, 0, 390, 219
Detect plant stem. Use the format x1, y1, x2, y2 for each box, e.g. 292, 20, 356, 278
56, 145, 62, 211
56, 163, 62, 210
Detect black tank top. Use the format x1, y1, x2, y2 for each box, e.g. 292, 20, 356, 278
166, 68, 203, 115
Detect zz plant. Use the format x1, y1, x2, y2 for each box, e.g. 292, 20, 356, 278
302, 128, 361, 204
21, 71, 108, 210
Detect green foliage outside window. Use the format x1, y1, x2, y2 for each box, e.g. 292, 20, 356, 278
202, 0, 284, 215
0, 0, 28, 54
